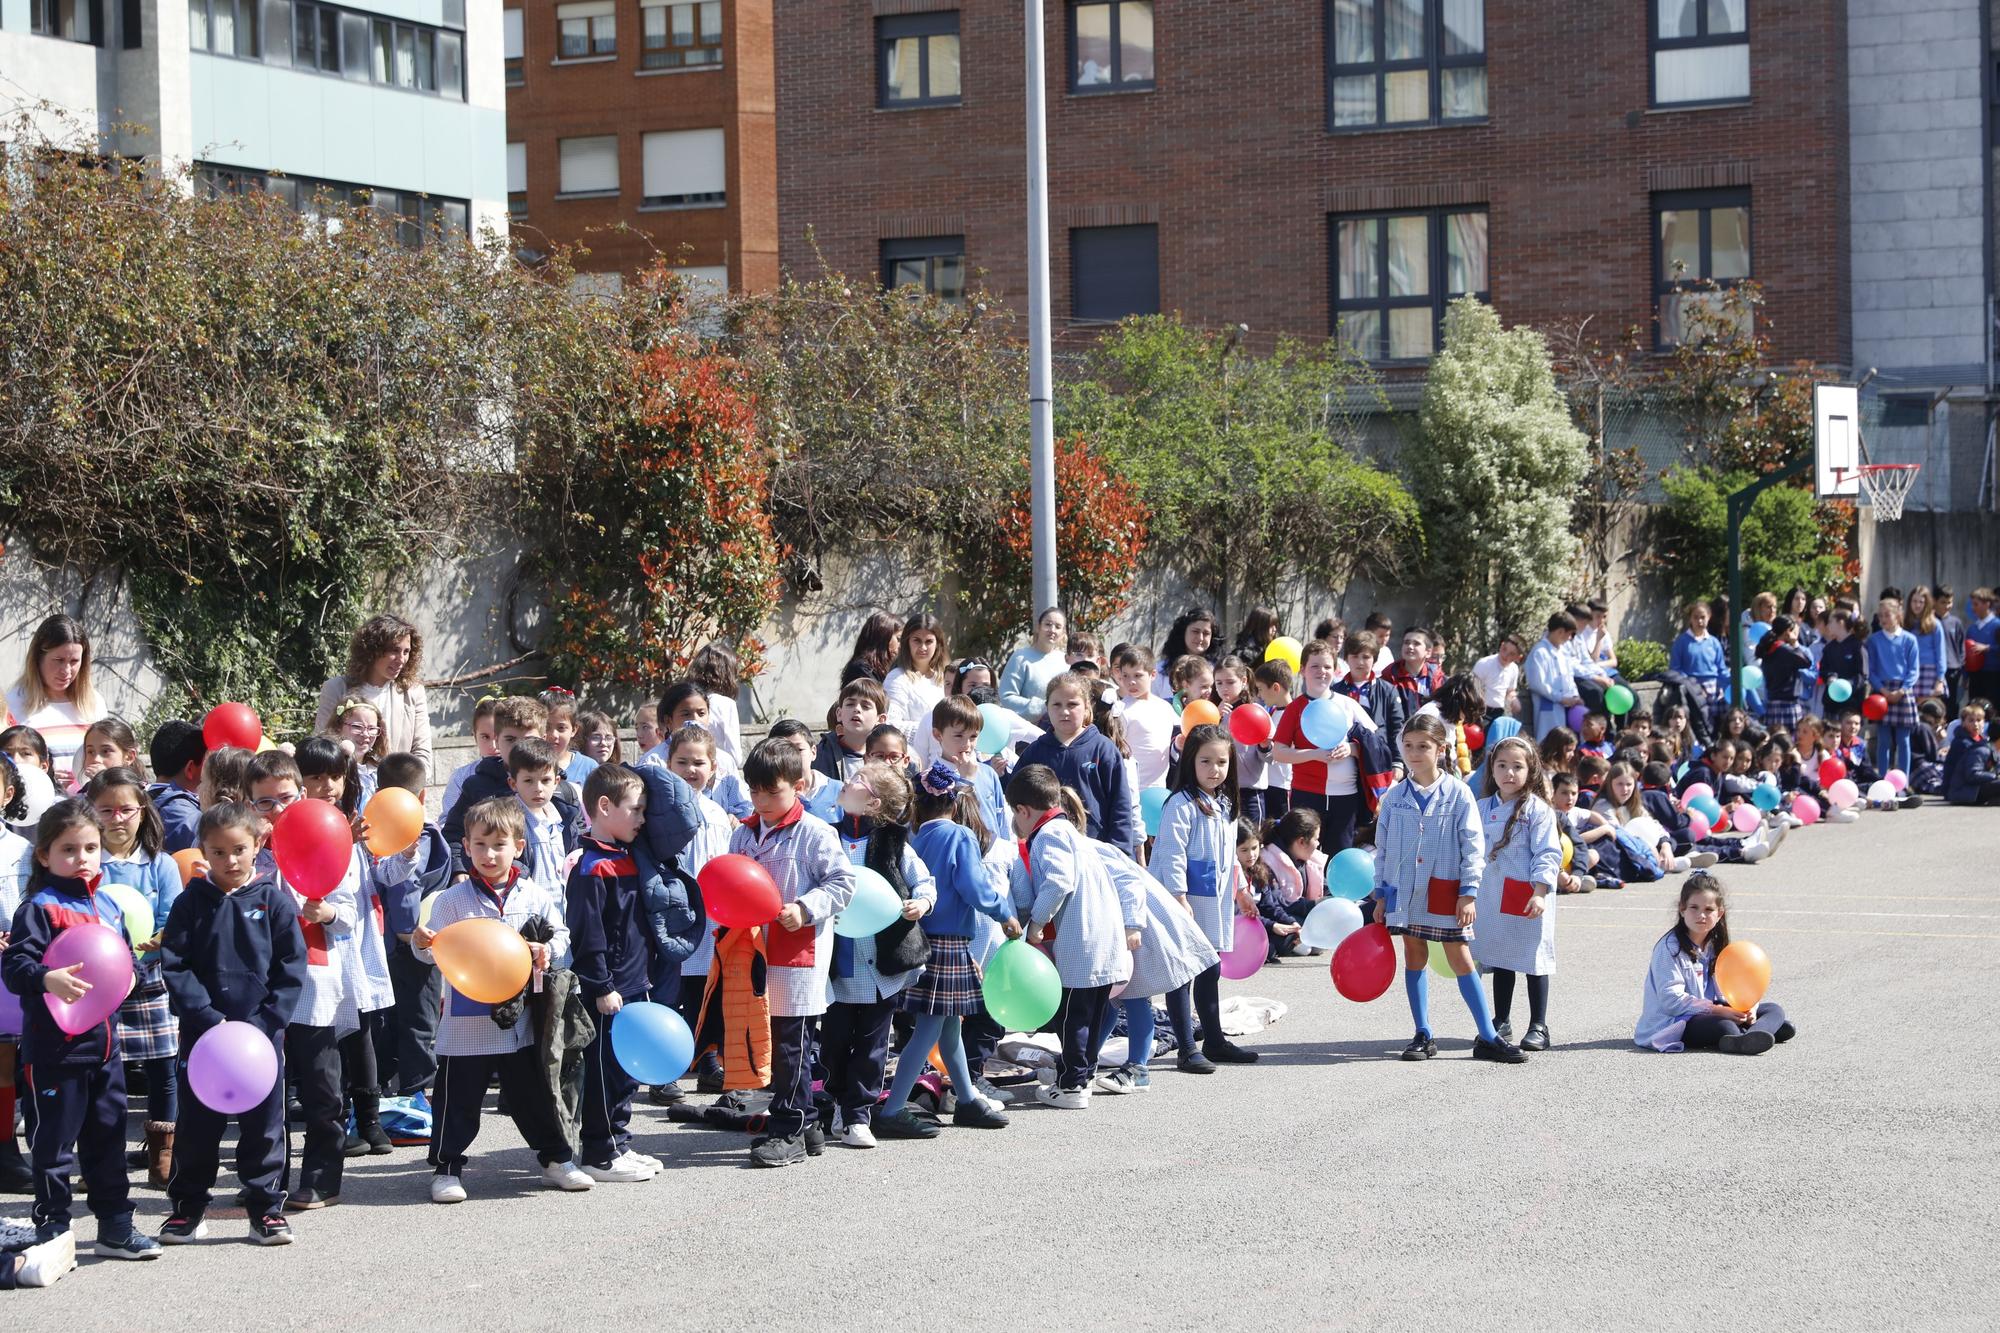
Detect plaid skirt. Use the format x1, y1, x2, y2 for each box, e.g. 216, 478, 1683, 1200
1391, 923, 1473, 943
1763, 699, 1804, 733
1916, 663, 1940, 700
895, 935, 984, 1016
118, 979, 178, 1064
1881, 692, 1920, 728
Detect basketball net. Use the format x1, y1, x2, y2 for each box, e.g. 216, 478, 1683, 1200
1839, 433, 1920, 521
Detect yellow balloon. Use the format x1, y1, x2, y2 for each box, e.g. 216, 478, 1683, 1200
1264, 636, 1304, 673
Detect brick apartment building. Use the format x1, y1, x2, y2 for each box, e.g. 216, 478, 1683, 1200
774, 1, 1851, 368
504, 0, 777, 291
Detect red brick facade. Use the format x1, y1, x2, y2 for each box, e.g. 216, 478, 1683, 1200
776, 1, 1849, 365
507, 0, 778, 291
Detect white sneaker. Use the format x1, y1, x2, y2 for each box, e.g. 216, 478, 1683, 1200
1830, 807, 1860, 823
1765, 816, 1788, 852
15, 1231, 75, 1287
430, 1175, 467, 1204
614, 1149, 660, 1178
625, 1149, 663, 1172
1739, 833, 1771, 864
541, 1160, 594, 1191
583, 1157, 651, 1183
841, 1122, 877, 1149
1669, 855, 1692, 873
1034, 1083, 1089, 1110
1783, 813, 1804, 829
1090, 1066, 1135, 1095
1689, 852, 1720, 869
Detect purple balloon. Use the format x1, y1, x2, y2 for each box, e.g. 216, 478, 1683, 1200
188, 1021, 280, 1114
43, 923, 133, 1036
1219, 913, 1267, 981
0, 985, 20, 1035
1566, 704, 1587, 731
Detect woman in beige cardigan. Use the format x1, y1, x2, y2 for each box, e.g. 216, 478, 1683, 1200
316, 614, 434, 781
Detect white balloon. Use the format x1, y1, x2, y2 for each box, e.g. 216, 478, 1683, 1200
1300, 897, 1364, 951
1866, 780, 1896, 806
11, 763, 55, 832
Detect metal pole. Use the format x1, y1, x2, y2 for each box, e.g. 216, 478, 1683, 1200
1024, 0, 1059, 616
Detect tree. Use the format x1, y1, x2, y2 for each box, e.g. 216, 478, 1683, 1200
1545, 317, 1651, 600
1059, 315, 1420, 622
1657, 469, 1845, 608
1408, 298, 1589, 660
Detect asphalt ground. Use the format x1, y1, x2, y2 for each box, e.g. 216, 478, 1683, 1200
28, 803, 2000, 1330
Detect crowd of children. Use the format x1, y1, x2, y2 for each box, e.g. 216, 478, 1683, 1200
1, 581, 1989, 1289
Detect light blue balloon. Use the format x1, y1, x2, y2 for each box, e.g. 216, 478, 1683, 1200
1689, 795, 1723, 825
1327, 847, 1375, 902
1300, 897, 1363, 950
834, 866, 902, 938
1740, 664, 1766, 693
611, 1002, 693, 1085
976, 703, 1012, 757
1751, 783, 1781, 812
1140, 786, 1170, 837
1301, 695, 1349, 749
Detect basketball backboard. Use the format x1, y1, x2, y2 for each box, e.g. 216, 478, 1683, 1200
1813, 383, 1860, 498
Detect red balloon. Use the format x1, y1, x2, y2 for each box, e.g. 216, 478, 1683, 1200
697, 853, 782, 928
1330, 922, 1396, 1003
1464, 723, 1486, 752
270, 798, 355, 900
1861, 693, 1889, 722
1227, 705, 1274, 747
1817, 757, 1846, 788
203, 702, 264, 752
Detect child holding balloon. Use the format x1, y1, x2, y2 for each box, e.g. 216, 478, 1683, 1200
1369, 715, 1524, 1063
2, 800, 161, 1265
1471, 738, 1562, 1051
82, 768, 182, 1187
1272, 640, 1373, 857
411, 797, 590, 1202
1635, 874, 1795, 1054
157, 802, 306, 1247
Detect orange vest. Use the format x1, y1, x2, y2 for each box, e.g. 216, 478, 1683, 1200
697, 925, 771, 1092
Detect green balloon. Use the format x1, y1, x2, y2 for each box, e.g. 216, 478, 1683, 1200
1428, 940, 1457, 980
981, 939, 1061, 1032
1605, 683, 1635, 715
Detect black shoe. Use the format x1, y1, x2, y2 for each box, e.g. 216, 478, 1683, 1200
285, 1189, 337, 1211
1175, 1053, 1218, 1075
1717, 1029, 1775, 1056
1520, 1023, 1550, 1052
695, 1056, 725, 1095
748, 1133, 806, 1168
1472, 1037, 1528, 1064
360, 1122, 393, 1155
157, 1211, 209, 1245
1400, 1033, 1437, 1061
250, 1212, 294, 1245
93, 1229, 163, 1261
646, 1081, 686, 1106
951, 1099, 1010, 1129
874, 1108, 942, 1140
0, 1142, 36, 1193
341, 1130, 369, 1158
1775, 1021, 1796, 1043
802, 1122, 826, 1157
1495, 1020, 1514, 1044
1203, 1041, 1259, 1065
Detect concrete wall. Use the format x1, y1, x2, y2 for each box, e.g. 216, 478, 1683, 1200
1860, 511, 2000, 597
1849, 0, 1987, 380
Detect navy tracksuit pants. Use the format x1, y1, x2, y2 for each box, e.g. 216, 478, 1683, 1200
766, 1015, 817, 1138
579, 987, 648, 1167
1054, 985, 1113, 1091
22, 1057, 131, 1240
168, 1030, 288, 1216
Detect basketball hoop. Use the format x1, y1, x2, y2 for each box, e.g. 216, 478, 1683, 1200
1847, 463, 1921, 521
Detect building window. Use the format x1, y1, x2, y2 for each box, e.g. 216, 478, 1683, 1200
1327, 0, 1485, 130
641, 128, 725, 207
504, 8, 524, 83
507, 142, 527, 217
878, 11, 961, 108
557, 0, 615, 58
1070, 1, 1153, 92
194, 162, 466, 249
1332, 207, 1487, 361
189, 0, 258, 54
289, 1, 463, 97
1651, 0, 1748, 105
641, 0, 721, 70
31, 0, 101, 44
558, 135, 620, 197
882, 235, 966, 304
1654, 188, 1750, 345
1071, 223, 1158, 322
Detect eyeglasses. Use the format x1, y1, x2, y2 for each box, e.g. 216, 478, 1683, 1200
92, 804, 141, 821
251, 793, 300, 814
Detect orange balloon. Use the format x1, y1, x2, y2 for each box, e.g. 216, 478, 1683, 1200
1180, 700, 1222, 734
363, 787, 425, 858
430, 917, 532, 1004
1714, 940, 1771, 1011
171, 848, 209, 886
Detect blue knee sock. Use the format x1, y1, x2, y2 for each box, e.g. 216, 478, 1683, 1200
1457, 971, 1499, 1042
1123, 998, 1156, 1067
1404, 968, 1430, 1037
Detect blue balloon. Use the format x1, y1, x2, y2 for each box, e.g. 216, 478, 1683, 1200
1689, 795, 1723, 825
1140, 786, 1170, 837
611, 1002, 693, 1085
1300, 695, 1349, 749
976, 703, 1012, 757
835, 866, 902, 938
1751, 783, 1781, 812
1327, 847, 1375, 901
1740, 664, 1766, 693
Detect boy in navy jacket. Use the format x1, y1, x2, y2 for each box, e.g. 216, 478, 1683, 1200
371, 752, 451, 1098
1017, 672, 1136, 854
145, 720, 206, 857
442, 696, 550, 876
566, 765, 654, 1182
157, 803, 306, 1245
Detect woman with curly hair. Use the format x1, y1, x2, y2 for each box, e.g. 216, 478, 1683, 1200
315, 613, 433, 781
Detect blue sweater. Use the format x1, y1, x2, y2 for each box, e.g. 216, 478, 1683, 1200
1671, 631, 1728, 692
1016, 725, 1135, 855
910, 819, 1012, 937
147, 782, 203, 856
1866, 627, 1920, 693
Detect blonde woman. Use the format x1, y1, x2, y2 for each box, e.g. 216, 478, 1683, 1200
3, 614, 107, 784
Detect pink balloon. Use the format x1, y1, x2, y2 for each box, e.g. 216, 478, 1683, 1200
1827, 778, 1860, 811
1680, 783, 1714, 808
1886, 769, 1908, 793
42, 923, 133, 1036
1731, 805, 1760, 835
1109, 976, 1129, 1001
1686, 808, 1712, 841
1792, 794, 1820, 826
188, 1020, 280, 1114
1219, 913, 1267, 981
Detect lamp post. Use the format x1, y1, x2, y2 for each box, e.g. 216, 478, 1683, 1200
1024, 0, 1058, 615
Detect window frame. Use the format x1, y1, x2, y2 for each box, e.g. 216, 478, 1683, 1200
881, 234, 967, 305
189, 0, 260, 56
286, 0, 464, 98
876, 11, 962, 110
1648, 0, 1750, 109
1324, 0, 1487, 133
556, 134, 622, 199
193, 161, 468, 249
639, 127, 727, 208
1651, 186, 1751, 348
1069, 222, 1160, 324
557, 3, 616, 59
1328, 205, 1489, 364
33, 0, 104, 44
504, 7, 524, 84
640, 0, 723, 71
1067, 0, 1154, 95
